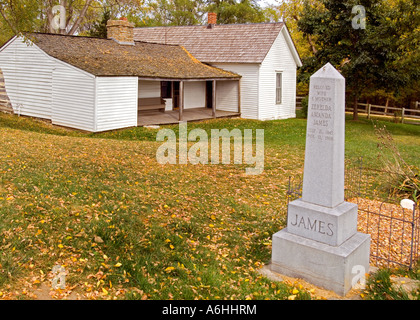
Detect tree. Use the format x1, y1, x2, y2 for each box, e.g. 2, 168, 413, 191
265, 0, 321, 58
103, 0, 150, 26
0, 0, 96, 38
387, 0, 420, 108
0, 0, 40, 40
147, 0, 204, 26
139, 0, 267, 27
297, 0, 406, 120
87, 6, 111, 38
44, 0, 95, 35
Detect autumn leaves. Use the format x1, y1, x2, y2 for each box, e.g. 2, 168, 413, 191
0, 126, 292, 299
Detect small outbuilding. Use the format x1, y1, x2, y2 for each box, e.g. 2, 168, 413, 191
0, 19, 241, 132
134, 15, 303, 121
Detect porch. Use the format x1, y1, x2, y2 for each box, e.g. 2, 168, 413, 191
138, 107, 240, 126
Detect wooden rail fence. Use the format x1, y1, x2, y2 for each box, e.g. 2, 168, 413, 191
296, 96, 419, 124
345, 103, 420, 124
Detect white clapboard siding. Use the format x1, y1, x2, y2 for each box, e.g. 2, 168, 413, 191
216, 80, 239, 112
0, 37, 53, 119
211, 63, 259, 119
96, 77, 138, 132
138, 80, 160, 98
52, 63, 96, 131
184, 81, 205, 109
259, 29, 297, 120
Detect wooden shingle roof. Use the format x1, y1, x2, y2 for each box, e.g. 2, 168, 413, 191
133, 23, 285, 64
26, 33, 240, 80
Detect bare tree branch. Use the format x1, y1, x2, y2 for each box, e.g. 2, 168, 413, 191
306, 34, 317, 55
68, 0, 93, 35
0, 3, 18, 34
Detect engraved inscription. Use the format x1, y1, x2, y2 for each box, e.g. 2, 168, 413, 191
308, 84, 334, 142
289, 214, 334, 236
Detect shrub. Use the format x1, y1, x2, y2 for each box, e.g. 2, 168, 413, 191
374, 122, 420, 202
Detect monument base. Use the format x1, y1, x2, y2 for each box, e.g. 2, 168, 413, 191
287, 199, 358, 246
271, 228, 370, 296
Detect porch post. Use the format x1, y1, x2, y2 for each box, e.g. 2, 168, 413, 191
237, 78, 241, 114
179, 80, 184, 122
212, 80, 216, 118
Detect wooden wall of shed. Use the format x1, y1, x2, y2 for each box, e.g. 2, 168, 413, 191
52, 62, 96, 131
216, 80, 239, 113
184, 81, 206, 109
138, 80, 161, 99
96, 77, 138, 132
0, 37, 53, 119
0, 36, 99, 131
211, 63, 259, 119
259, 29, 297, 120
0, 68, 13, 113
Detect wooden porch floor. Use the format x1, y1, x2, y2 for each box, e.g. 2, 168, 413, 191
138, 108, 240, 126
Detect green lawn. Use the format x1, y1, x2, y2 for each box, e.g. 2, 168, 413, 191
0, 112, 419, 300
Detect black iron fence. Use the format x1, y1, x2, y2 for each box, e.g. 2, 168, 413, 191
286, 160, 420, 269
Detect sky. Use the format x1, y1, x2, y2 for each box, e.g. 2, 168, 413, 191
259, 0, 282, 7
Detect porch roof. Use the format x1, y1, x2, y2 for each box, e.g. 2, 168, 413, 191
25, 33, 241, 80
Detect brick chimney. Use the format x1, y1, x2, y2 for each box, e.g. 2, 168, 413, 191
107, 17, 135, 45
207, 12, 217, 26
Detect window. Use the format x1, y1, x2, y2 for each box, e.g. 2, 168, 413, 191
276, 72, 282, 104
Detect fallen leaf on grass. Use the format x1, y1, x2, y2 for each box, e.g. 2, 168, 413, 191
94, 235, 104, 243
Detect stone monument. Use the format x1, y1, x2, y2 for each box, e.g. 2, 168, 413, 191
271, 63, 370, 296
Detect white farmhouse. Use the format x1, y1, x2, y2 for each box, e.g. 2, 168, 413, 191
134, 15, 303, 120
0, 19, 241, 132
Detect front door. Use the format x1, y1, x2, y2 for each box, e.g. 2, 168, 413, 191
206, 81, 213, 109
172, 81, 180, 110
